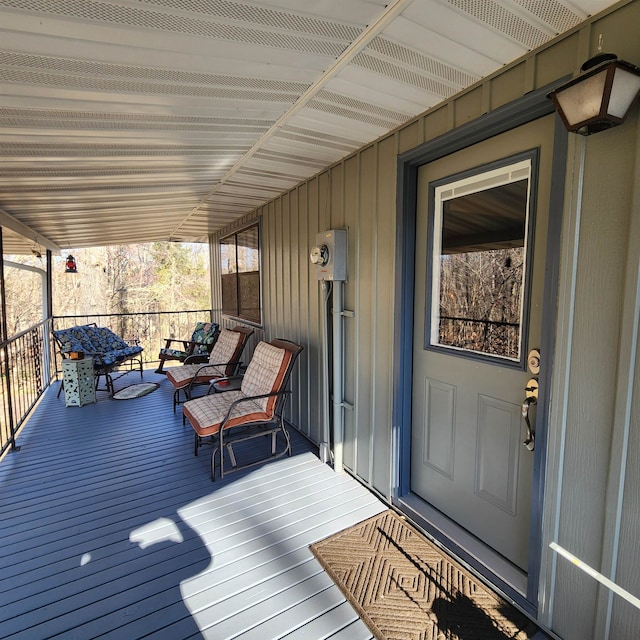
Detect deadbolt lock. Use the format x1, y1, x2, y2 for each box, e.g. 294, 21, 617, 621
527, 348, 541, 375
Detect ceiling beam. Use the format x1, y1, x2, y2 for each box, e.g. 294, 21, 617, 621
0, 207, 61, 252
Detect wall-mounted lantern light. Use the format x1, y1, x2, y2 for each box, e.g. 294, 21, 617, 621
65, 255, 78, 273
548, 53, 640, 135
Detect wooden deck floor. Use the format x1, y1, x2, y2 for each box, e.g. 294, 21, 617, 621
0, 370, 385, 639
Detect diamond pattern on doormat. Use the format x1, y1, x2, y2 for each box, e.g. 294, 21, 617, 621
310, 510, 539, 640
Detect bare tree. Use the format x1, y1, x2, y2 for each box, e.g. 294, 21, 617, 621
4, 242, 210, 339
438, 247, 524, 358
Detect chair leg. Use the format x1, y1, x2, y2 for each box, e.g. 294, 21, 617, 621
210, 449, 217, 482
155, 358, 166, 374
106, 372, 114, 396
282, 421, 292, 457
226, 443, 237, 468
174, 386, 190, 414
218, 431, 225, 480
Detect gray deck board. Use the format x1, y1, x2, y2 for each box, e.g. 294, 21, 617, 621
0, 370, 383, 639
281, 603, 373, 640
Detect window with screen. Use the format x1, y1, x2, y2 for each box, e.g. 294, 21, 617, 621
220, 223, 261, 324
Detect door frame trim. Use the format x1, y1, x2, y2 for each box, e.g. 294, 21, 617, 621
392, 84, 569, 615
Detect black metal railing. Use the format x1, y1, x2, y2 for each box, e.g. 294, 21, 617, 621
1, 310, 215, 458
51, 309, 216, 373
1, 309, 265, 462
1, 319, 55, 457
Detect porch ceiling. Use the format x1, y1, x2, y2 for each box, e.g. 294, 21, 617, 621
0, 0, 617, 255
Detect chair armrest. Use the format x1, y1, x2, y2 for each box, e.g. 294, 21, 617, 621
222, 389, 292, 424
186, 366, 243, 395
193, 363, 228, 377
205, 360, 241, 370
205, 373, 244, 394
161, 338, 189, 349
183, 353, 209, 364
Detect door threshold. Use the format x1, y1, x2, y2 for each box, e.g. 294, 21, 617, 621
397, 493, 534, 615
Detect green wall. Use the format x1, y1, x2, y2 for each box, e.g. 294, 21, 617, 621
210, 2, 640, 636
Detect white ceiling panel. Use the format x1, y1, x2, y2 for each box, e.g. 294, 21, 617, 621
323, 75, 430, 119
0, 0, 623, 254
379, 17, 500, 77
400, 1, 530, 61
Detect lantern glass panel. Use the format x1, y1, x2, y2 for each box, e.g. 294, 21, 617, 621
555, 71, 607, 125
609, 67, 640, 117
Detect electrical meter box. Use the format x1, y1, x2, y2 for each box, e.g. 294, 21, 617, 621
310, 229, 347, 281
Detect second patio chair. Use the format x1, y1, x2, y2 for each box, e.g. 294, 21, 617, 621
165, 326, 253, 411
182, 338, 303, 480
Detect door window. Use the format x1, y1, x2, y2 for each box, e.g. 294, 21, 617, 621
428, 156, 535, 365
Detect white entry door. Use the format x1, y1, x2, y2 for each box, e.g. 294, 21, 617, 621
411, 115, 555, 571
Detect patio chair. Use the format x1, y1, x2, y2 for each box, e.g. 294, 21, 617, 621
182, 338, 303, 480
155, 321, 219, 373
165, 325, 253, 411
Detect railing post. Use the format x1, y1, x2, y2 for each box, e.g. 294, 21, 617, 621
30, 327, 43, 393
42, 251, 54, 388
0, 229, 19, 452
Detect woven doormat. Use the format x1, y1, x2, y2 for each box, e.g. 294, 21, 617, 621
112, 382, 159, 400
310, 510, 539, 640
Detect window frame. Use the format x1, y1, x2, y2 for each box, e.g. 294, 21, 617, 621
219, 222, 262, 326
424, 150, 539, 370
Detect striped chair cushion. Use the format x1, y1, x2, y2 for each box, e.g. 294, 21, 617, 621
240, 341, 291, 414
183, 390, 266, 437
183, 341, 291, 437
166, 328, 243, 389
208, 328, 245, 375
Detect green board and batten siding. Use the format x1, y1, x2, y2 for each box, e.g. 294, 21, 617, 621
210, 2, 640, 637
